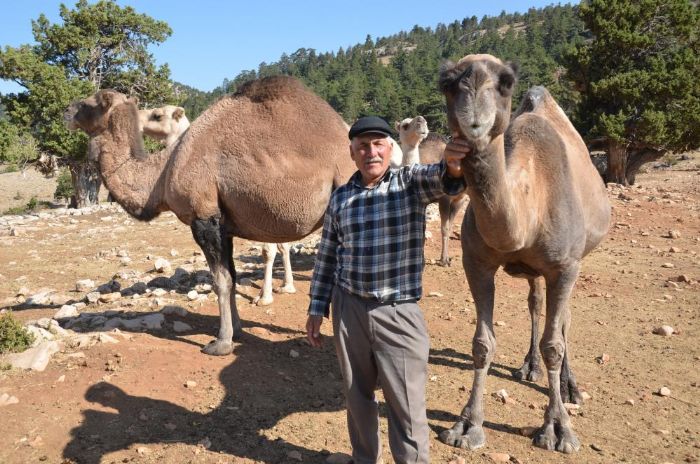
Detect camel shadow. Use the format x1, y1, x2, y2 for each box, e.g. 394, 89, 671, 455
63, 325, 346, 463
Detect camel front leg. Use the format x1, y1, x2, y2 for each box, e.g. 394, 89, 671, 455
439, 257, 497, 450
276, 242, 297, 294
533, 265, 581, 453
514, 276, 544, 382
191, 216, 241, 356
437, 196, 453, 266
254, 243, 277, 306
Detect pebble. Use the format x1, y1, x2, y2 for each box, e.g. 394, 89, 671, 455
667, 230, 681, 239
597, 353, 610, 364
661, 263, 675, 268
289, 349, 300, 358
580, 391, 592, 401
54, 305, 79, 319
185, 380, 197, 388
590, 443, 604, 452
186, 290, 199, 301
0, 393, 19, 407
494, 320, 506, 327
658, 386, 671, 397
57, 375, 65, 383
85, 292, 100, 303
492, 389, 509, 403
625, 398, 635, 406
428, 291, 443, 297
652, 325, 675, 336
136, 446, 150, 455
154, 258, 171, 273
99, 292, 121, 303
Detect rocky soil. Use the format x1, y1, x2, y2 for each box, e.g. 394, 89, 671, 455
0, 154, 698, 464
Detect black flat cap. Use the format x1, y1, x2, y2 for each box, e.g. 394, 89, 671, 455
348, 116, 395, 140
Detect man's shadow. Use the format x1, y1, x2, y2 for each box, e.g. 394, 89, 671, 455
63, 324, 345, 464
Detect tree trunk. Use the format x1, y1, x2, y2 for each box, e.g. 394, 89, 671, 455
605, 140, 628, 185
70, 160, 101, 208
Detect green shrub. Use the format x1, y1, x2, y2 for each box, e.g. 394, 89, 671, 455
0, 121, 41, 170
0, 312, 35, 354
54, 167, 74, 202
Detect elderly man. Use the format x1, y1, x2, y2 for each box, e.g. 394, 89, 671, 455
306, 116, 469, 463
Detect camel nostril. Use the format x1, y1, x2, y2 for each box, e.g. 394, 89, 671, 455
471, 124, 479, 129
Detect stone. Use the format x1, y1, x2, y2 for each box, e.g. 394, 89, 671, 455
154, 258, 171, 273
287, 450, 303, 461
0, 393, 19, 407
661, 262, 675, 268
289, 349, 300, 358
596, 353, 610, 364
85, 292, 100, 303
625, 398, 635, 406
495, 320, 507, 327
652, 325, 675, 336
492, 389, 509, 403
26, 290, 54, 306
187, 290, 199, 301
667, 230, 681, 239
54, 305, 79, 319
161, 306, 188, 317
172, 321, 192, 333
99, 292, 122, 303
658, 386, 671, 397
5, 341, 61, 371
75, 279, 95, 292
428, 291, 443, 297
185, 380, 197, 388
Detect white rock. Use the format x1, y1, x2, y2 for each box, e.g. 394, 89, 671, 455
151, 288, 168, 297
187, 290, 199, 301
652, 325, 675, 336
289, 349, 300, 358
658, 386, 671, 397
0, 393, 19, 407
154, 258, 171, 273
26, 290, 54, 306
55, 305, 79, 319
185, 380, 197, 388
428, 291, 443, 297
85, 292, 100, 303
76, 279, 95, 292
5, 341, 61, 371
173, 321, 192, 333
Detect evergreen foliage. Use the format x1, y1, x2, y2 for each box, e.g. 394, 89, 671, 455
0, 312, 35, 355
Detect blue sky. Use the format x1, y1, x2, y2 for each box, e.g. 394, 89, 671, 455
0, 0, 566, 94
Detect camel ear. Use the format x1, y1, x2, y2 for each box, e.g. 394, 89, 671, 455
394, 121, 401, 131
129, 96, 140, 106
173, 107, 185, 121
438, 60, 461, 93
497, 66, 516, 98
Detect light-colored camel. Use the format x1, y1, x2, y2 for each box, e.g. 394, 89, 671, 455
138, 105, 190, 146
394, 116, 468, 266
137, 105, 294, 307
436, 54, 610, 454
65, 76, 355, 355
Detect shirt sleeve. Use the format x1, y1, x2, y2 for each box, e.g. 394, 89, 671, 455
307, 199, 339, 318
408, 159, 466, 204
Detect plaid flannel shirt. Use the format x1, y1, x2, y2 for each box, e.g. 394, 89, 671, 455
308, 160, 466, 317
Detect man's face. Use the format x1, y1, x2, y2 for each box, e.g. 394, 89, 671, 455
350, 133, 393, 187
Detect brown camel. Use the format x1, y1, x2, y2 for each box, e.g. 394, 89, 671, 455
138, 105, 190, 146
436, 54, 610, 454
395, 116, 468, 266
137, 105, 295, 307
65, 76, 355, 355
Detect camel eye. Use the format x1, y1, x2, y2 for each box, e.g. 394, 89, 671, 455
402, 123, 409, 129
151, 115, 162, 121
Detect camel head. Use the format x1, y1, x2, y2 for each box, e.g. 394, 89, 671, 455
395, 116, 429, 148
439, 54, 517, 152
138, 105, 190, 144
65, 90, 135, 137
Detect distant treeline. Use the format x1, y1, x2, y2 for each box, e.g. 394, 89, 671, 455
176, 4, 586, 134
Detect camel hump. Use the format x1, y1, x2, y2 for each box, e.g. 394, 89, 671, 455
234, 75, 309, 102
514, 86, 550, 117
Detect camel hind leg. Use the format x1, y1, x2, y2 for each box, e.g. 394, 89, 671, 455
514, 277, 545, 382
276, 242, 297, 294
191, 215, 241, 356
254, 243, 297, 306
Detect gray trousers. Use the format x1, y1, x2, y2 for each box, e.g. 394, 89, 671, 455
331, 287, 430, 464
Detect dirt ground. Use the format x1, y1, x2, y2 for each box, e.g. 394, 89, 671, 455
0, 155, 698, 464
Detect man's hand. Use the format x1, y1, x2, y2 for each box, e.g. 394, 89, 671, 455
306, 315, 324, 347
444, 138, 471, 178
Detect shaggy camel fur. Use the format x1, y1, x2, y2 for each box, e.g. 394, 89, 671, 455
395, 116, 468, 266
138, 105, 190, 146
65, 76, 355, 355
436, 54, 610, 454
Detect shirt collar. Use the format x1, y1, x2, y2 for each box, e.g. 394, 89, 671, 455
349, 168, 393, 189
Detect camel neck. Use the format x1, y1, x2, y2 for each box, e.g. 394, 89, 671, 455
95, 104, 169, 221
463, 135, 528, 252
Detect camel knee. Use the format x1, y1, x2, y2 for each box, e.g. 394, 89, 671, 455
540, 340, 565, 369
472, 337, 495, 369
